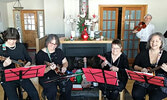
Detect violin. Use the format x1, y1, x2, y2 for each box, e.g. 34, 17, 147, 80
0, 56, 26, 68
134, 22, 147, 32
44, 61, 64, 75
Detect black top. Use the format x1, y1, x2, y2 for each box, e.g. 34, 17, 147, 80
133, 50, 167, 76
35, 48, 65, 81
0, 43, 32, 69
102, 52, 129, 87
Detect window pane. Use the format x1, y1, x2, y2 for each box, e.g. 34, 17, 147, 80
123, 41, 128, 49
111, 31, 115, 39
32, 25, 35, 30
31, 14, 35, 18
136, 10, 141, 19
24, 19, 27, 24
24, 14, 28, 18
28, 18, 31, 24
40, 21, 43, 26
103, 10, 107, 19
112, 11, 116, 19
39, 14, 43, 20
107, 21, 111, 29
131, 10, 135, 19
108, 11, 111, 19
125, 10, 130, 19
130, 21, 135, 30
28, 25, 31, 30
25, 25, 28, 30
103, 21, 106, 29
112, 21, 115, 29
32, 19, 35, 24
124, 31, 128, 39
125, 21, 129, 30
40, 27, 43, 32
107, 31, 110, 38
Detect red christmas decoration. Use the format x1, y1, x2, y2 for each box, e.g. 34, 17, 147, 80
81, 27, 89, 40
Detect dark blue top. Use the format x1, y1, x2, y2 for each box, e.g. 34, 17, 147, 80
35, 48, 65, 81
0, 43, 32, 69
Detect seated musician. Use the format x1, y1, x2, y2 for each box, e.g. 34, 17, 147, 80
0, 28, 39, 100
99, 39, 129, 100
132, 32, 167, 100
35, 34, 72, 100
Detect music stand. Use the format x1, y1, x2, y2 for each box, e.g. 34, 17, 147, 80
82, 68, 118, 85
126, 69, 164, 87
4, 65, 46, 99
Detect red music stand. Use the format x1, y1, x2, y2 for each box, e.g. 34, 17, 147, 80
126, 69, 164, 87
82, 68, 118, 86
4, 65, 46, 82
3, 65, 46, 100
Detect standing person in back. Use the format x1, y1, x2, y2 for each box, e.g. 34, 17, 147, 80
0, 27, 39, 100
133, 14, 155, 52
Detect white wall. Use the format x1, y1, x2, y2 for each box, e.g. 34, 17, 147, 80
3, 0, 167, 37
0, 2, 8, 32
64, 0, 167, 36
44, 0, 64, 35
7, 0, 44, 27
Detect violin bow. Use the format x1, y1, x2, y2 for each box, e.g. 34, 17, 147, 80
98, 55, 112, 67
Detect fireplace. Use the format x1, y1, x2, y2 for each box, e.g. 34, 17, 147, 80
60, 41, 112, 70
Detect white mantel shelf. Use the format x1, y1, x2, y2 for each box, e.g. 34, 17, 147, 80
60, 38, 113, 44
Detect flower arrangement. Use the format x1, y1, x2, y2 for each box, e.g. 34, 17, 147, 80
77, 2, 89, 34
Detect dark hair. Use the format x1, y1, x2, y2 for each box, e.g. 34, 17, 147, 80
112, 39, 122, 48
2, 28, 20, 41
45, 34, 60, 47
146, 32, 165, 50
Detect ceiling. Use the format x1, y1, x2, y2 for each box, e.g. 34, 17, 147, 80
0, 0, 17, 3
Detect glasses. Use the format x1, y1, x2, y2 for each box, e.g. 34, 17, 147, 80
49, 42, 57, 45
112, 47, 121, 50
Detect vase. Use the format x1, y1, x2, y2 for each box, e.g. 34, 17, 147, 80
90, 31, 95, 40
71, 31, 75, 38
81, 33, 89, 40
81, 27, 89, 40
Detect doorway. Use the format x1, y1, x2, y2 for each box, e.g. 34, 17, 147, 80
14, 10, 45, 49
99, 5, 147, 65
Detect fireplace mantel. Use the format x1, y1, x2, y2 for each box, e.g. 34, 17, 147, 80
60, 40, 112, 44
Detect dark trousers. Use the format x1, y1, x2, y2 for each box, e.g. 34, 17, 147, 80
1, 79, 39, 100
132, 83, 167, 100
99, 82, 125, 100
40, 79, 72, 100
139, 42, 147, 52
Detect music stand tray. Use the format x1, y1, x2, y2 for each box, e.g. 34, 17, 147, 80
4, 65, 46, 82
126, 69, 164, 87
82, 68, 118, 86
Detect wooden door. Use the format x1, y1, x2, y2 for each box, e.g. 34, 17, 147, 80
21, 10, 38, 48
121, 6, 147, 64
99, 5, 147, 65
100, 7, 118, 39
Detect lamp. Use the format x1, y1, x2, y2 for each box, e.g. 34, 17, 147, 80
13, 0, 24, 11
